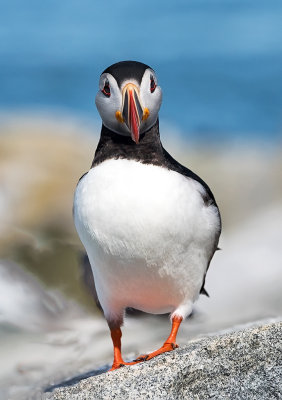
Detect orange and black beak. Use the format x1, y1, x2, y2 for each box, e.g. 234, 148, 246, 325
121, 84, 144, 143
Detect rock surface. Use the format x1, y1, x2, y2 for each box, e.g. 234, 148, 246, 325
45, 320, 282, 400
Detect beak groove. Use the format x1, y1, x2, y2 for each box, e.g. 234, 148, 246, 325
122, 84, 144, 143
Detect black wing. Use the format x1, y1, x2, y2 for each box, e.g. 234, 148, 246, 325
162, 147, 222, 296
162, 147, 217, 207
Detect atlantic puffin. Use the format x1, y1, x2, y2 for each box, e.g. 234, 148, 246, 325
73, 61, 221, 371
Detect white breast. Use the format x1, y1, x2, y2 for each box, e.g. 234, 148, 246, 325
73, 159, 220, 321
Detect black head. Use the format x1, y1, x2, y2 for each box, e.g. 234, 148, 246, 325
102, 61, 152, 88
95, 60, 162, 143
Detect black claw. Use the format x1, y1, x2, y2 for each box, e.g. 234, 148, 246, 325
133, 355, 148, 362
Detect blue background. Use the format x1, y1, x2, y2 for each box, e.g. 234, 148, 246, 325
0, 0, 282, 141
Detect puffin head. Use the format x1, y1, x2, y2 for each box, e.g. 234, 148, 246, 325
95, 61, 162, 143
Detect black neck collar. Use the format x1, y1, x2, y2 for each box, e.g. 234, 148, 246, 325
92, 120, 164, 167
90, 118, 216, 206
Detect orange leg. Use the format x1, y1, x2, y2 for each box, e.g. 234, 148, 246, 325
109, 327, 141, 371
134, 315, 183, 362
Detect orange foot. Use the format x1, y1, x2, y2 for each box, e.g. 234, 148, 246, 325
134, 341, 179, 362
109, 359, 142, 371
109, 316, 183, 371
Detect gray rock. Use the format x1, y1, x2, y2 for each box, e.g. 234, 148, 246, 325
48, 320, 282, 400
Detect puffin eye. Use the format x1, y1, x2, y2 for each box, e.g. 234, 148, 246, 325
150, 75, 156, 93
102, 80, 111, 97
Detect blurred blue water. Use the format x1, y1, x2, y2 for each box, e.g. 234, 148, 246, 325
0, 0, 282, 141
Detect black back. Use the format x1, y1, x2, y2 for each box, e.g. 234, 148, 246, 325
102, 61, 152, 88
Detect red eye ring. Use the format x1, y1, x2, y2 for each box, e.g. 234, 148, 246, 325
150, 76, 156, 93
102, 80, 111, 97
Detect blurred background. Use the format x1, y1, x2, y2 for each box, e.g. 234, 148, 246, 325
0, 0, 282, 398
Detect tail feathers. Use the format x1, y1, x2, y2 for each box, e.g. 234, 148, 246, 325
200, 287, 209, 297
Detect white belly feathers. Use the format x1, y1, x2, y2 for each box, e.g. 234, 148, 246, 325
73, 159, 220, 319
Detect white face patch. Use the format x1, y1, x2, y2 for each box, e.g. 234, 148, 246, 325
139, 69, 162, 133
95, 73, 126, 135
95, 68, 162, 136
